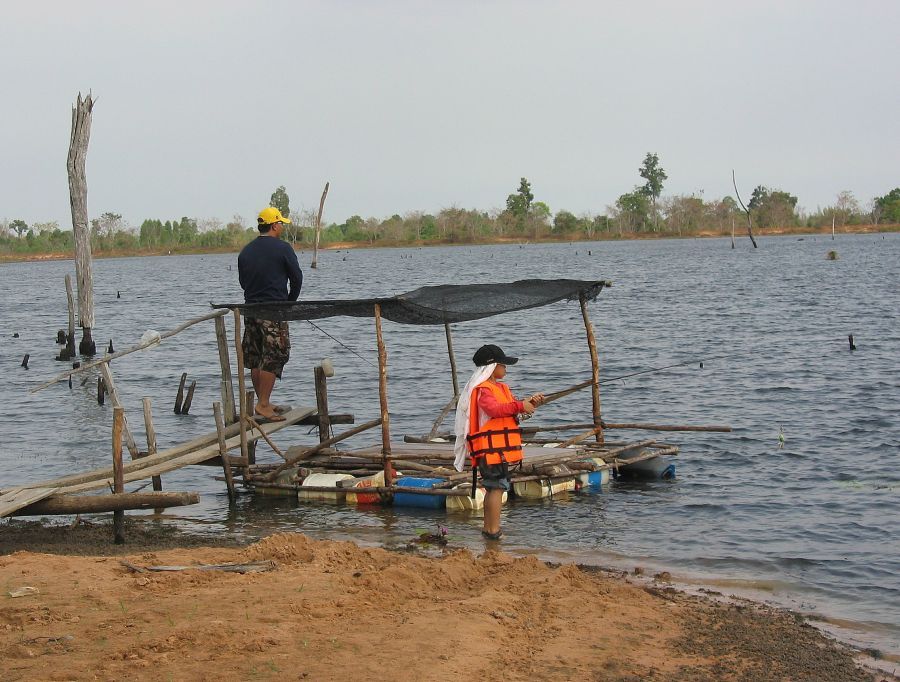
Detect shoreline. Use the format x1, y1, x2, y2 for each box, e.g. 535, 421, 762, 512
0, 520, 895, 681
1, 223, 896, 264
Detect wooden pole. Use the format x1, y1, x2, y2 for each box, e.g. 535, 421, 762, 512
141, 398, 163, 496
99, 362, 140, 459
31, 309, 230, 394
264, 417, 382, 481
214, 314, 237, 424
314, 366, 331, 443
67, 92, 97, 355
112, 406, 125, 544
374, 304, 395, 483
444, 322, 459, 397
731, 217, 735, 250
233, 309, 249, 468
181, 380, 197, 415
832, 215, 836, 240
310, 181, 330, 269
579, 293, 604, 445
214, 401, 236, 501
64, 274, 76, 358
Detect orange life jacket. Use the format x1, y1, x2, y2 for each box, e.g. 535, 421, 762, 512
466, 380, 523, 466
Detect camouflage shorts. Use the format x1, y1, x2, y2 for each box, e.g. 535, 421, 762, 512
242, 318, 291, 378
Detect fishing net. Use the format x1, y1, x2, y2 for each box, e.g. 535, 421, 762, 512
213, 279, 608, 325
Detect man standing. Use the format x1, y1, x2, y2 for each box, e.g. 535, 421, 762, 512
238, 206, 303, 422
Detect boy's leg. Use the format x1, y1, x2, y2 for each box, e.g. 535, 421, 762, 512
483, 489, 502, 535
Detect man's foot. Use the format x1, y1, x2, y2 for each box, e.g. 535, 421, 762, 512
254, 406, 285, 422
273, 404, 292, 415
481, 529, 503, 541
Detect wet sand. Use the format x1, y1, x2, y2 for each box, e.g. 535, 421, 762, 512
0, 521, 888, 681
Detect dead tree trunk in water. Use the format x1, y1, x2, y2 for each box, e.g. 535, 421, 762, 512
310, 181, 330, 269
68, 93, 97, 354
731, 170, 758, 249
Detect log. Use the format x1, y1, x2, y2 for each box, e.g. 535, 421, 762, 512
30, 308, 230, 393
602, 422, 732, 433
121, 559, 272, 574
99, 362, 140, 459
68, 92, 96, 355
264, 418, 383, 481
112, 407, 125, 543
374, 304, 394, 483
213, 314, 237, 424
255, 481, 470, 497
12, 491, 199, 516
558, 426, 604, 448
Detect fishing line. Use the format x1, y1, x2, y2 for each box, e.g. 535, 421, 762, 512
305, 319, 377, 367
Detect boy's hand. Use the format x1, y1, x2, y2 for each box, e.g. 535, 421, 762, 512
522, 399, 537, 415
530, 392, 546, 406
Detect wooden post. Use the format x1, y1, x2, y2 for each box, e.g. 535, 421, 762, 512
112, 406, 125, 544
310, 181, 330, 269
245, 390, 257, 465
64, 274, 76, 358
214, 401, 236, 502
579, 293, 604, 445
214, 315, 237, 424
314, 365, 331, 443
832, 215, 836, 240
67, 92, 97, 355
374, 304, 395, 483
730, 217, 735, 250
141, 398, 163, 496
181, 380, 197, 415
96, 376, 105, 404
173, 372, 187, 414
233, 309, 249, 468
444, 322, 460, 398
99, 362, 140, 459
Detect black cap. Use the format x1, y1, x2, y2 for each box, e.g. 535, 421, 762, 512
473, 344, 518, 367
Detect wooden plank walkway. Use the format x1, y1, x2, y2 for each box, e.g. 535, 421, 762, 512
0, 487, 60, 518
0, 407, 316, 500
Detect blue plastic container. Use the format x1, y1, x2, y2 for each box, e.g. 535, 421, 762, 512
394, 476, 446, 509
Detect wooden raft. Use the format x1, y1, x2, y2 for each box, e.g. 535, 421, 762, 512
0, 407, 316, 504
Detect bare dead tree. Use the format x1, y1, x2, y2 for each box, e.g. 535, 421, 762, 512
310, 181, 330, 269
731, 170, 758, 249
68, 92, 97, 353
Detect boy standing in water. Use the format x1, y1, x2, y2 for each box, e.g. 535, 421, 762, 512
454, 344, 544, 540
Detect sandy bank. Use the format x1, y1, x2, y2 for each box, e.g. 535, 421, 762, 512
0, 524, 883, 682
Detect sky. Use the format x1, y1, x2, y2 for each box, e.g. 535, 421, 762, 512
1, 0, 898, 228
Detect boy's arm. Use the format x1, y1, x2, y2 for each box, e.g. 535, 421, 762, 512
476, 387, 524, 418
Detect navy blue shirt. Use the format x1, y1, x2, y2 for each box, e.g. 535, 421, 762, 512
238, 236, 303, 303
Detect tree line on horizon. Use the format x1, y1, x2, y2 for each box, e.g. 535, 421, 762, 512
2, 155, 899, 256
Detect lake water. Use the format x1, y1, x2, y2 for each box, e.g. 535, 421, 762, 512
2, 234, 898, 657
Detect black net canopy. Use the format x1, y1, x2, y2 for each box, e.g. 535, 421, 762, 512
212, 279, 608, 325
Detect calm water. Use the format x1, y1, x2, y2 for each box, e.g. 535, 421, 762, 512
2, 235, 898, 655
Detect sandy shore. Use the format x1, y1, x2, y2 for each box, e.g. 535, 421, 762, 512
0, 521, 888, 682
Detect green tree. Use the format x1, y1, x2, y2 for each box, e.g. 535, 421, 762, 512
747, 186, 798, 228
505, 177, 534, 219
270, 185, 290, 217
638, 153, 667, 230
874, 188, 900, 223
10, 219, 28, 237
614, 191, 651, 233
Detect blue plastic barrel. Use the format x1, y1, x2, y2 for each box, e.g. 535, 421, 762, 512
394, 476, 446, 509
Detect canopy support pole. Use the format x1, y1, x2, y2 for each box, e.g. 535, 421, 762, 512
445, 322, 459, 398
233, 308, 250, 471
374, 304, 395, 486
579, 293, 604, 444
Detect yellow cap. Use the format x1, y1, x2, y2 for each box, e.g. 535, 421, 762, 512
257, 207, 292, 225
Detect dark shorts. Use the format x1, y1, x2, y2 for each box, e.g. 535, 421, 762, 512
477, 460, 511, 492
242, 318, 290, 378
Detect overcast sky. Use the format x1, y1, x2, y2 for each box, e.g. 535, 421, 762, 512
1, 1, 898, 228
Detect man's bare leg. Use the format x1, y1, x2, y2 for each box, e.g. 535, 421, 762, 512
252, 369, 283, 421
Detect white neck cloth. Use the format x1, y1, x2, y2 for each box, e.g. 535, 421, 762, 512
453, 363, 497, 472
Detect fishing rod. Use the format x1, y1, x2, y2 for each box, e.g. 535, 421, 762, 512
305, 320, 377, 367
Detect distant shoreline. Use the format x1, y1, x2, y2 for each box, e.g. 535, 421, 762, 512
1, 223, 896, 264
